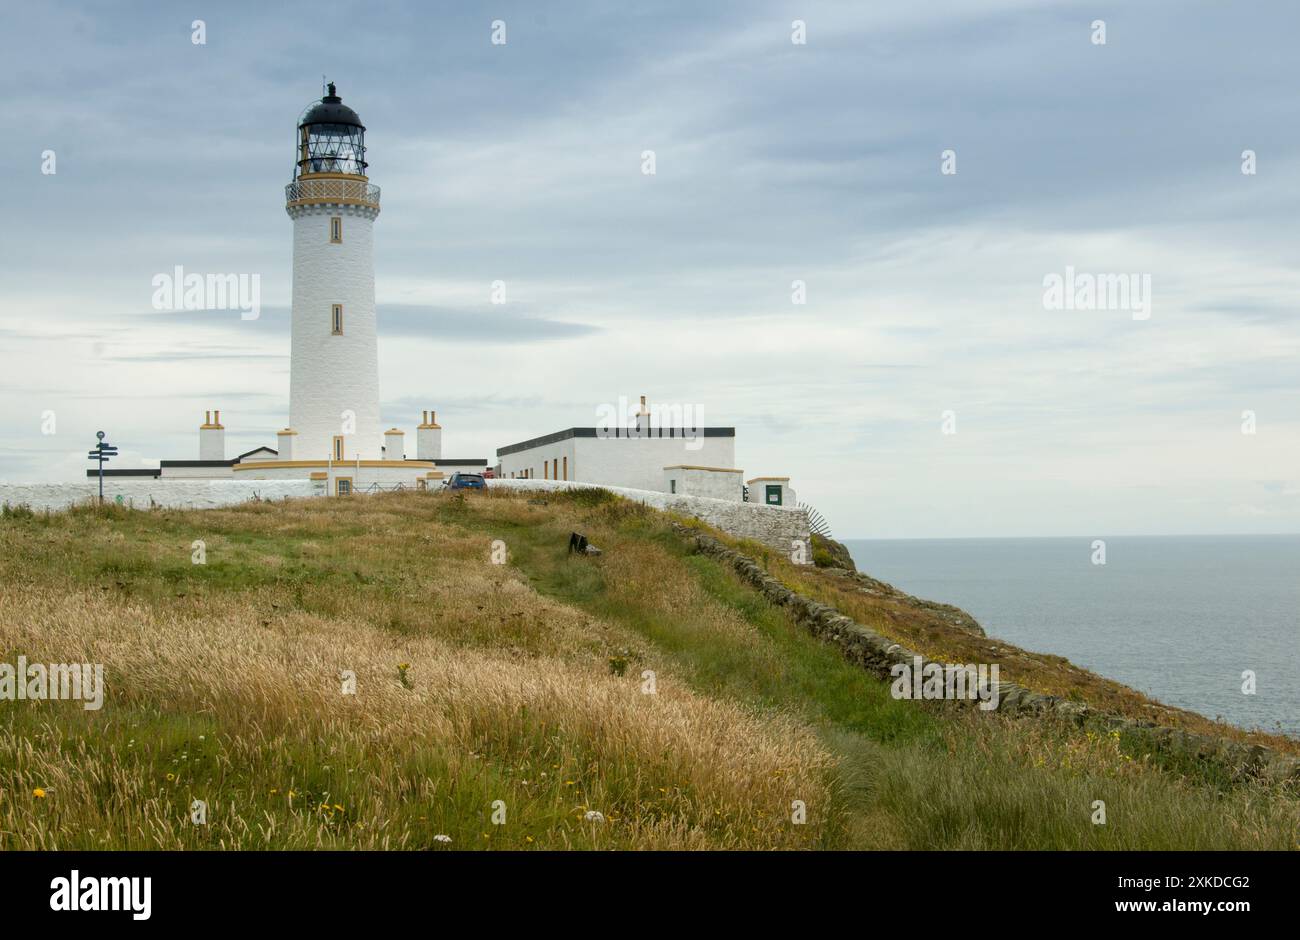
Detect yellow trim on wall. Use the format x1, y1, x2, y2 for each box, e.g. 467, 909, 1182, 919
233, 459, 437, 471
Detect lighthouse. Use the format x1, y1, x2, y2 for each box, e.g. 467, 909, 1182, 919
285, 83, 383, 462
86, 85, 488, 492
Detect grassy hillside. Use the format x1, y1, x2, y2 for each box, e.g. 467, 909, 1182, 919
0, 489, 1296, 850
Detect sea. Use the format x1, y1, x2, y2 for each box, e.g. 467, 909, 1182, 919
843, 535, 1300, 738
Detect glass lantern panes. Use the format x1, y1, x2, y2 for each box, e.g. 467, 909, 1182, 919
298, 122, 366, 177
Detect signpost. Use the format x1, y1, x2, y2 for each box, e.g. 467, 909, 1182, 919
87, 431, 118, 505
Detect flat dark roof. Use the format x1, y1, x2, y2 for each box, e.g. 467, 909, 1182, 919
85, 468, 161, 477
435, 458, 488, 466
497, 427, 734, 458
160, 446, 277, 468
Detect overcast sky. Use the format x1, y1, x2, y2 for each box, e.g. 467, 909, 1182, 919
2, 0, 1298, 538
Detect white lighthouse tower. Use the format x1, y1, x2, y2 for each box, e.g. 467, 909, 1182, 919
285, 83, 382, 462
87, 84, 488, 495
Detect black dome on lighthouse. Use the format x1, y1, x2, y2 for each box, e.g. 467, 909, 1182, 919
298, 82, 365, 130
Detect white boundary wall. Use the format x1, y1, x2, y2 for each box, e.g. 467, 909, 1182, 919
0, 480, 320, 512
489, 478, 809, 553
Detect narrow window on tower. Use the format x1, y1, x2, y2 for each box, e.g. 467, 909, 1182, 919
330, 216, 343, 243
331, 304, 344, 335
333, 435, 344, 461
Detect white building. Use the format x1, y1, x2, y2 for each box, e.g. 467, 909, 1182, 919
497, 396, 736, 491
496, 394, 798, 505
746, 476, 796, 507
663, 465, 744, 501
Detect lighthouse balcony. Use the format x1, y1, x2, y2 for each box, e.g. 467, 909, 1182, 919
285, 177, 381, 210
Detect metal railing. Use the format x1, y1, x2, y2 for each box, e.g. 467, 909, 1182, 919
285, 178, 381, 209
359, 482, 408, 493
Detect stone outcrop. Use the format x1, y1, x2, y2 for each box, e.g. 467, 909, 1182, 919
811, 533, 856, 570
678, 525, 1300, 787
811, 534, 986, 637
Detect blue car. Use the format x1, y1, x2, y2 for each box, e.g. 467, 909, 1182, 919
444, 472, 486, 491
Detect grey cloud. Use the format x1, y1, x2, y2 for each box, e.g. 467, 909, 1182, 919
132, 305, 599, 343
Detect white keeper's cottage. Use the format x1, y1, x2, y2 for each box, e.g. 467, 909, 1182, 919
497, 394, 796, 506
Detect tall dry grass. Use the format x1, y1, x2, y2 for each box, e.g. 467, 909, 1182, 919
0, 496, 835, 849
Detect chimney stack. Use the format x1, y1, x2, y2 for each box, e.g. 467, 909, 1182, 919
385, 427, 406, 460
417, 409, 442, 461
199, 409, 226, 461
635, 394, 651, 435
277, 427, 296, 461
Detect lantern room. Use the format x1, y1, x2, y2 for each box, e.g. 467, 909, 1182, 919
294, 82, 368, 179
